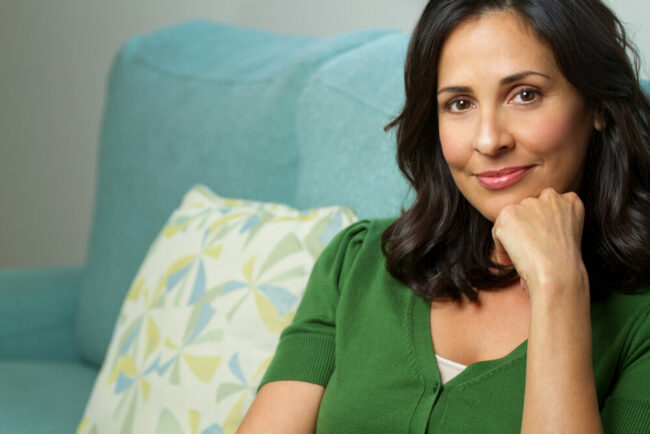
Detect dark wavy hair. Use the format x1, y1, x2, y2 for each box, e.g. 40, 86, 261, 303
382, 0, 650, 302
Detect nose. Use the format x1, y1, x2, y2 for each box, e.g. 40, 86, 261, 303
473, 109, 515, 156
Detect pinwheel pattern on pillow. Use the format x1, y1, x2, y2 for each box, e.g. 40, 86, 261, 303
78, 185, 358, 434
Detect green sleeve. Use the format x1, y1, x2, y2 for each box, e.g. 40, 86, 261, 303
600, 298, 650, 433
258, 220, 370, 389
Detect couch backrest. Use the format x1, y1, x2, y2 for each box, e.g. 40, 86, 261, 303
77, 21, 411, 365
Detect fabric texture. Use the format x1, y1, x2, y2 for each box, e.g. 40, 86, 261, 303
260, 219, 650, 433
78, 185, 357, 434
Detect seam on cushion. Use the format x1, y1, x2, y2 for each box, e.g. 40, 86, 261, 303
0, 320, 75, 340
121, 34, 394, 85
125, 54, 274, 84
305, 77, 401, 117
312, 33, 403, 75
305, 32, 405, 116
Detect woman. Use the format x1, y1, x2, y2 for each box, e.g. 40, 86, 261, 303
240, 0, 650, 432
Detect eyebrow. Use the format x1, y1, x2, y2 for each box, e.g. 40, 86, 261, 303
437, 71, 551, 95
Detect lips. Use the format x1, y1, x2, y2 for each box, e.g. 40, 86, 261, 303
476, 166, 533, 190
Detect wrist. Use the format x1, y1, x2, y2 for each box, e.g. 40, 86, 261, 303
527, 266, 592, 346
528, 261, 589, 303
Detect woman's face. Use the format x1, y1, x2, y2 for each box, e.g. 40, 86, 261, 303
437, 11, 600, 222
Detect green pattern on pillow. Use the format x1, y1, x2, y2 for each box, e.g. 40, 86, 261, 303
77, 185, 358, 434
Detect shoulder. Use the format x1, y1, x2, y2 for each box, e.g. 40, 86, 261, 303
321, 217, 396, 260
592, 287, 650, 324
332, 217, 396, 242
594, 287, 650, 419
315, 217, 397, 283
592, 287, 650, 355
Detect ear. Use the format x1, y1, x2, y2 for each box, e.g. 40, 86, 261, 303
594, 109, 604, 132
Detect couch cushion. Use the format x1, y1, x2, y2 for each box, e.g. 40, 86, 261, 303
0, 266, 82, 361
294, 32, 412, 215
77, 20, 401, 366
0, 360, 97, 434
79, 185, 356, 433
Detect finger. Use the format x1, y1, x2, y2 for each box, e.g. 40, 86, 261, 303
520, 277, 530, 296
539, 187, 560, 199
491, 224, 512, 266
563, 191, 586, 239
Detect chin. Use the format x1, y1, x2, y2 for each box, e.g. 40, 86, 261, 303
472, 193, 530, 223
480, 209, 501, 223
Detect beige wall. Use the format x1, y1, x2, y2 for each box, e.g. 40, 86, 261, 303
0, 0, 237, 269
0, 0, 646, 269
611, 0, 650, 77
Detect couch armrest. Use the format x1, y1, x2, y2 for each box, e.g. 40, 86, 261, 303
0, 266, 84, 362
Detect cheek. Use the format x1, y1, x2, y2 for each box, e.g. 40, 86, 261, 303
518, 112, 575, 153
439, 123, 472, 170
516, 104, 591, 155
515, 107, 592, 191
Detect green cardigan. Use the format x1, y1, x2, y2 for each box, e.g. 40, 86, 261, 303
260, 219, 650, 433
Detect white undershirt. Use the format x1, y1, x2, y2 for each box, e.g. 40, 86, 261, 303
435, 354, 468, 384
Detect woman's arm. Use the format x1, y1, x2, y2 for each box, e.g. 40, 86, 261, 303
492, 188, 602, 433
238, 381, 325, 434
521, 272, 601, 433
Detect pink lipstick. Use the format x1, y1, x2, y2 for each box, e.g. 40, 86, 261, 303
476, 166, 532, 190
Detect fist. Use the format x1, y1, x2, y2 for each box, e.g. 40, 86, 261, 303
491, 188, 587, 298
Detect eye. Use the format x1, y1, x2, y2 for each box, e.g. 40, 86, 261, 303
511, 88, 539, 104
445, 97, 475, 113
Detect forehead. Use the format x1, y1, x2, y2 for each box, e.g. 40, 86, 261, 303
437, 11, 559, 86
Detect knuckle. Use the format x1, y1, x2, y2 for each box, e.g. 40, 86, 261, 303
520, 196, 535, 206
564, 191, 580, 202
499, 204, 516, 219
564, 192, 584, 211
492, 218, 503, 233
540, 187, 556, 197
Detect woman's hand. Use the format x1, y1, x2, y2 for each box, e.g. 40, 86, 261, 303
491, 187, 589, 302
491, 188, 602, 433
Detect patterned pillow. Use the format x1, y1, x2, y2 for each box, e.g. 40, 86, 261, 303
77, 185, 357, 434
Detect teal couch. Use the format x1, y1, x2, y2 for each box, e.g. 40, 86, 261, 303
0, 21, 412, 432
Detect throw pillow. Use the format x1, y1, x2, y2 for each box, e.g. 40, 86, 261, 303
77, 185, 357, 434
